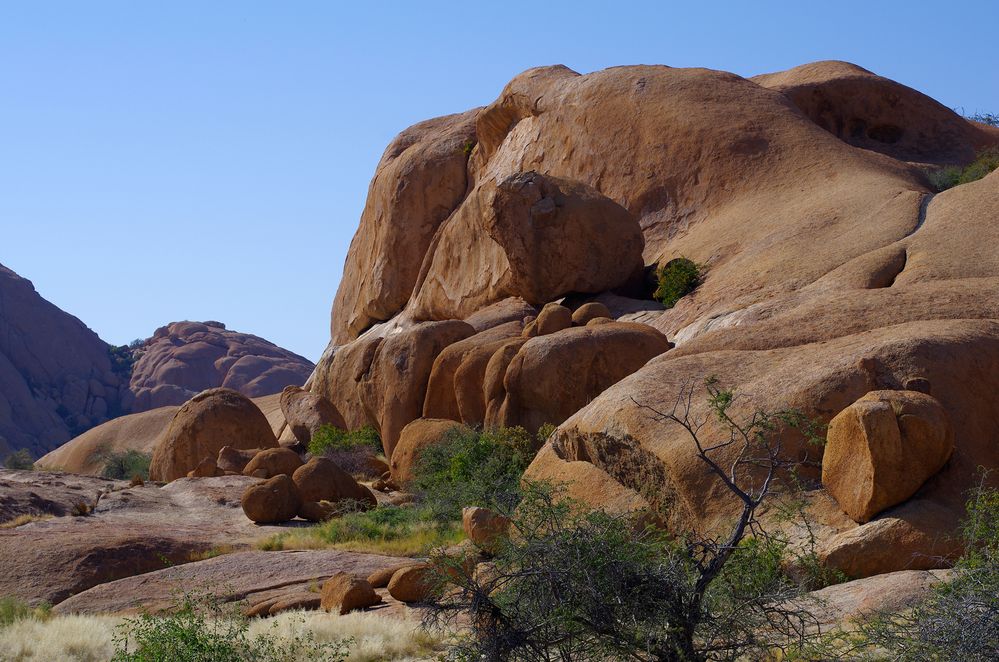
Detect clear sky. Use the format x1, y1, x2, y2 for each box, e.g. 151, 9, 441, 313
2, 2, 997, 361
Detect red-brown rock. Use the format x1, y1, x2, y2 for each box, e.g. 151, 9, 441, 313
320, 572, 382, 614
391, 418, 469, 485
242, 447, 303, 480
292, 457, 376, 508
279, 385, 346, 445
241, 474, 301, 524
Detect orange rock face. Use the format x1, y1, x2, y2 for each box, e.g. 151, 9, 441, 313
390, 418, 469, 485
242, 447, 304, 480
320, 572, 381, 615
291, 457, 376, 508
149, 388, 278, 482
278, 386, 345, 445
240, 474, 301, 524
823, 390, 954, 524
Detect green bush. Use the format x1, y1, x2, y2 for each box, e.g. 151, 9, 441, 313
0, 596, 49, 626
112, 591, 349, 661
3, 449, 34, 471
654, 257, 701, 308
307, 425, 382, 456
413, 426, 540, 521
99, 449, 152, 481
929, 147, 999, 191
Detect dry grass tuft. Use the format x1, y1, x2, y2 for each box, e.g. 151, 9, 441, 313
0, 514, 53, 529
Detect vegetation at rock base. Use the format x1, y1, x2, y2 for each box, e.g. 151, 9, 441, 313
0, 596, 50, 626
654, 257, 702, 309
309, 425, 385, 477
0, 513, 53, 529
928, 147, 999, 191
423, 381, 830, 661
3, 448, 35, 471
110, 592, 350, 662
95, 447, 152, 481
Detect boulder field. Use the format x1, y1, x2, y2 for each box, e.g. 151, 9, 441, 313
306, 60, 999, 581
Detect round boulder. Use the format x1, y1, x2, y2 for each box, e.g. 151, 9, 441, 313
279, 385, 347, 445
523, 303, 572, 338
292, 457, 376, 508
241, 474, 301, 524
822, 390, 954, 524
321, 572, 382, 615
149, 388, 278, 482
217, 446, 263, 474
386, 563, 435, 603
242, 447, 303, 479
462, 506, 511, 555
571, 301, 612, 325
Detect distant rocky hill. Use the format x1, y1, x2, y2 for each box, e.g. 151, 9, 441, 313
0, 266, 314, 458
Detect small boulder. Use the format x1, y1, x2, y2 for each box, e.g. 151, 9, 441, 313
367, 563, 420, 589
268, 593, 321, 615
822, 390, 954, 524
571, 302, 612, 325
217, 446, 263, 474
279, 385, 347, 445
241, 474, 301, 524
391, 418, 469, 485
386, 563, 435, 603
523, 303, 572, 337
321, 572, 381, 615
299, 500, 338, 523
292, 457, 376, 508
462, 506, 510, 555
186, 456, 222, 478
242, 447, 303, 479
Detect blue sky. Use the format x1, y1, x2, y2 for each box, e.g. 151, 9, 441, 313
2, 2, 997, 361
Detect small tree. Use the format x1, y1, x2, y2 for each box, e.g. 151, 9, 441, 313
423, 379, 825, 661
4, 449, 35, 471
654, 258, 701, 308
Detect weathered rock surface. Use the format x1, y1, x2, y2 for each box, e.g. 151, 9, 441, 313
52, 549, 404, 615
571, 302, 612, 326
279, 385, 345, 445
149, 388, 278, 482
126, 321, 314, 413
241, 474, 301, 523
321, 572, 382, 614
386, 563, 434, 603
408, 172, 644, 321
522, 303, 573, 338
390, 418, 469, 485
0, 264, 126, 458
823, 390, 954, 523
0, 472, 301, 606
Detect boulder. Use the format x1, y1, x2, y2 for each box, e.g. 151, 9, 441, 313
292, 457, 376, 508
149, 388, 278, 482
367, 563, 420, 589
386, 563, 435, 603
481, 338, 529, 427
408, 172, 644, 322
571, 302, 612, 325
267, 593, 321, 615
488, 323, 673, 433
462, 507, 510, 555
523, 303, 573, 338
240, 474, 301, 524
298, 500, 338, 523
187, 457, 222, 478
279, 385, 346, 445
216, 446, 262, 474
463, 297, 538, 332
391, 418, 469, 485
320, 572, 382, 615
330, 109, 479, 344
127, 320, 314, 413
242, 447, 304, 480
423, 322, 523, 423
823, 390, 954, 523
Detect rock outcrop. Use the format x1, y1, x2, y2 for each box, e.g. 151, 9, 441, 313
149, 388, 278, 482
126, 321, 314, 413
0, 264, 126, 458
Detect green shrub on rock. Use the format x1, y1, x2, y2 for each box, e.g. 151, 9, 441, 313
3, 449, 35, 471
654, 257, 701, 308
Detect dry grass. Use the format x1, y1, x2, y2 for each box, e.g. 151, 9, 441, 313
0, 514, 53, 529
188, 544, 237, 562
0, 609, 443, 662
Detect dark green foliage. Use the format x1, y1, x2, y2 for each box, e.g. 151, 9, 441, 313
98, 449, 152, 481
426, 483, 819, 661
462, 139, 476, 156
654, 257, 701, 308
107, 344, 136, 378
855, 478, 999, 661
3, 449, 34, 471
928, 148, 999, 191
308, 425, 382, 456
111, 591, 349, 661
413, 426, 540, 521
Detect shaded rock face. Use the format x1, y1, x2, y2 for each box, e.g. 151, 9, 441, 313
126, 321, 314, 413
0, 264, 126, 458
149, 388, 278, 482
